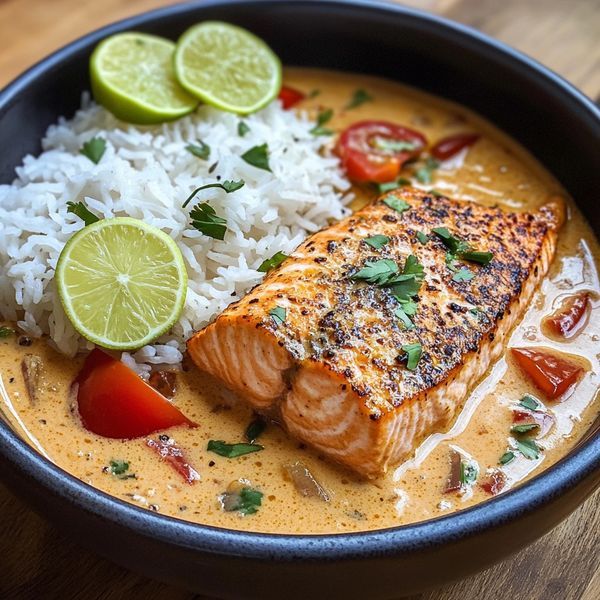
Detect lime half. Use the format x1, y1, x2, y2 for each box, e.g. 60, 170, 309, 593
56, 218, 187, 350
90, 32, 198, 124
174, 21, 281, 114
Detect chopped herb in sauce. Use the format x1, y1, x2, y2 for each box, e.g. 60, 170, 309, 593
245, 417, 267, 444
258, 251, 288, 272
108, 459, 136, 479
383, 195, 410, 214
0, 326, 15, 338
499, 451, 516, 465
345, 88, 373, 109
208, 440, 264, 458
241, 143, 271, 171
376, 177, 411, 194
511, 423, 540, 434
452, 267, 474, 282
401, 343, 422, 371
182, 179, 245, 208
189, 202, 228, 240
238, 121, 250, 137
307, 89, 320, 99
460, 460, 479, 486
364, 235, 390, 250
80, 136, 106, 164
269, 306, 286, 326
415, 157, 439, 184
519, 395, 541, 411
67, 201, 100, 226
310, 108, 334, 136
186, 140, 210, 160
516, 438, 541, 460
220, 483, 263, 515
416, 231, 429, 245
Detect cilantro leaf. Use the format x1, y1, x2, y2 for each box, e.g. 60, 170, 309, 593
499, 451, 516, 465
351, 259, 399, 285
186, 140, 210, 160
460, 460, 479, 486
241, 143, 271, 171
460, 250, 494, 265
415, 157, 439, 183
0, 326, 15, 338
269, 306, 286, 326
401, 343, 422, 370
345, 89, 373, 110
182, 179, 245, 208
109, 459, 136, 479
383, 196, 410, 213
189, 202, 227, 240
238, 121, 250, 137
519, 395, 541, 411
207, 440, 264, 458
395, 306, 415, 330
67, 201, 100, 226
221, 485, 263, 515
376, 177, 411, 194
364, 235, 390, 250
416, 231, 429, 245
516, 438, 541, 460
452, 267, 475, 282
80, 136, 106, 164
310, 108, 334, 136
511, 423, 540, 434
245, 417, 266, 444
258, 251, 288, 273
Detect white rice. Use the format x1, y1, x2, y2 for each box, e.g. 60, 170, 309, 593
0, 96, 352, 373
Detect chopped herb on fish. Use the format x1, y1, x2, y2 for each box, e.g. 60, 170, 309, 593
364, 235, 390, 250
186, 140, 210, 160
345, 89, 373, 109
189, 202, 227, 240
452, 267, 474, 282
258, 251, 288, 272
269, 306, 286, 326
80, 136, 106, 164
401, 343, 422, 370
416, 231, 429, 245
351, 259, 398, 285
182, 179, 245, 208
241, 143, 271, 171
460, 250, 494, 265
208, 440, 264, 458
67, 201, 100, 226
383, 195, 410, 214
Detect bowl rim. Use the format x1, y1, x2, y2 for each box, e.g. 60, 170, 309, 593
0, 0, 599, 562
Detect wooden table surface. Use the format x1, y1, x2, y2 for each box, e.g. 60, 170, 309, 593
0, 1, 598, 599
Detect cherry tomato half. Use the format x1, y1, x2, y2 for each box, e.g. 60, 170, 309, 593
335, 120, 427, 183
543, 292, 590, 338
511, 347, 583, 400
431, 133, 480, 161
75, 349, 196, 439
278, 86, 305, 109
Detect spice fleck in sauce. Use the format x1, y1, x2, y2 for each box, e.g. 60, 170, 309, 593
1, 68, 598, 534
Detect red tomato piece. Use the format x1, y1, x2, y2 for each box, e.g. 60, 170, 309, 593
335, 120, 427, 183
146, 436, 200, 484
511, 347, 583, 400
75, 349, 196, 439
431, 133, 480, 161
481, 470, 506, 496
543, 292, 590, 338
278, 86, 305, 109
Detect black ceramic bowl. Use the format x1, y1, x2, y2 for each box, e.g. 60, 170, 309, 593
0, 1, 598, 598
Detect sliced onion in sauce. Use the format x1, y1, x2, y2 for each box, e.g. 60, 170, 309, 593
284, 461, 330, 502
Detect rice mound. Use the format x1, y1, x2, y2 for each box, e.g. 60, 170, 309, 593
0, 97, 351, 370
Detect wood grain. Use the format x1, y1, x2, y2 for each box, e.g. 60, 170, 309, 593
0, 1, 598, 599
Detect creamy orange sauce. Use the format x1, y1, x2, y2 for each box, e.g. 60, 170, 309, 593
1, 68, 598, 534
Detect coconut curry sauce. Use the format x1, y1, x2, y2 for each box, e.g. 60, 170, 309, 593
1, 68, 599, 534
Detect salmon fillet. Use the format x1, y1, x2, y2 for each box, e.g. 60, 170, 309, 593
188, 188, 563, 478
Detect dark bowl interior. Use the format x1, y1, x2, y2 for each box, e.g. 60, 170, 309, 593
0, 1, 599, 598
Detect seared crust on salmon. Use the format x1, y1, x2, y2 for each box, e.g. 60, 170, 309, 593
188, 188, 563, 477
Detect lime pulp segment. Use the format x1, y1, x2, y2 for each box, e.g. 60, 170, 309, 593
174, 21, 282, 114
90, 32, 197, 124
56, 218, 187, 350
